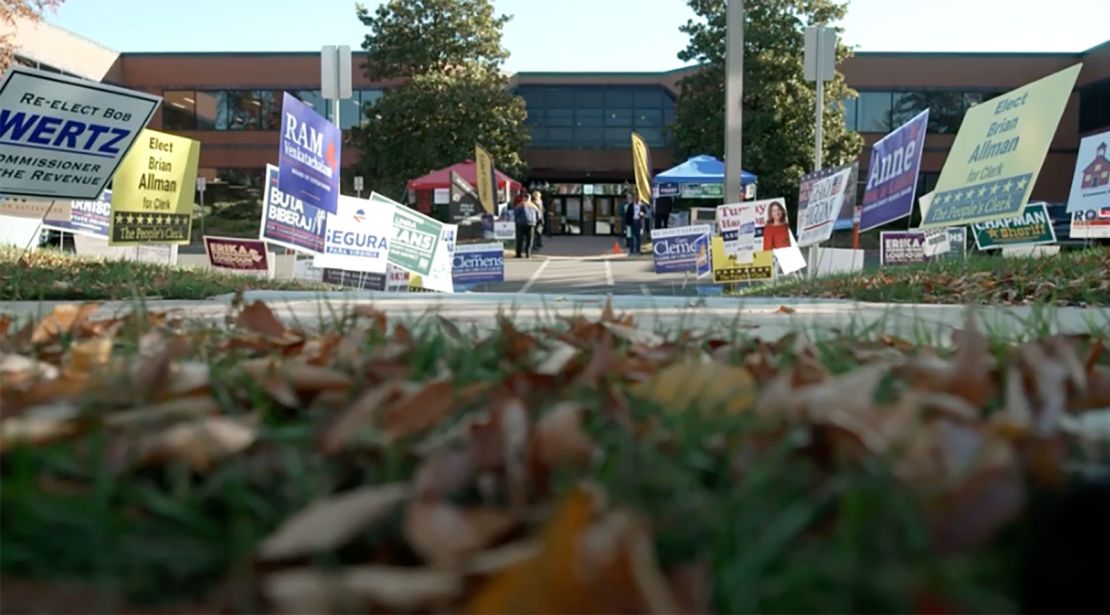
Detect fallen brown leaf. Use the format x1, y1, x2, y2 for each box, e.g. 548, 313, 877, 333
379, 380, 456, 440
132, 416, 257, 470
533, 402, 596, 470
633, 362, 756, 416
31, 303, 102, 344
264, 565, 461, 614
236, 300, 287, 338
0, 401, 82, 452
775, 305, 797, 314
405, 501, 518, 567
259, 483, 410, 560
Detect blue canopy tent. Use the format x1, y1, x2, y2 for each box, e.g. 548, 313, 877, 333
653, 155, 757, 198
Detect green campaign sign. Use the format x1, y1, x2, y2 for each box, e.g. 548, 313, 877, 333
971, 202, 1057, 250
373, 193, 442, 277
922, 64, 1081, 228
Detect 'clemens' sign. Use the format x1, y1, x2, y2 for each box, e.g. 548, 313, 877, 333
0, 66, 160, 200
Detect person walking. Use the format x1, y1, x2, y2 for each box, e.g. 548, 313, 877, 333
513, 194, 537, 258
622, 193, 635, 249
530, 191, 545, 249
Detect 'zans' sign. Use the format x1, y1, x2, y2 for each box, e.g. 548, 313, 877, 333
0, 66, 160, 200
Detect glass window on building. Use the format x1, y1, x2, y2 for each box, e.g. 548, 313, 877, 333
634, 88, 662, 108
857, 91, 892, 133
605, 88, 634, 107
891, 91, 928, 126
339, 97, 361, 129
162, 90, 197, 131
604, 127, 630, 147
636, 128, 665, 147
195, 91, 228, 130
257, 90, 281, 130
607, 108, 633, 127
227, 90, 261, 130
575, 108, 604, 127
841, 96, 858, 131
576, 88, 603, 107
635, 109, 663, 127
1079, 79, 1110, 133
289, 89, 329, 121
574, 127, 604, 146
546, 109, 574, 127
525, 108, 543, 125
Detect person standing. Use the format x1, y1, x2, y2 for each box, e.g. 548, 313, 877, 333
513, 194, 537, 258
530, 191, 545, 249
628, 198, 645, 255
655, 197, 672, 230
622, 193, 635, 249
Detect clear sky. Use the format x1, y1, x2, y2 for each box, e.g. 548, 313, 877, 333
45, 0, 1110, 73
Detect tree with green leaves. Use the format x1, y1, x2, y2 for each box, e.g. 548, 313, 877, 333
671, 0, 862, 209
352, 0, 529, 200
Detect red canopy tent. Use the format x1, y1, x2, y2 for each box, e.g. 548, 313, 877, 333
407, 160, 522, 192
406, 160, 523, 215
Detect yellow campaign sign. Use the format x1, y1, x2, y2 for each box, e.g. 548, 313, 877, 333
631, 131, 652, 203
475, 145, 496, 214
921, 63, 1081, 228
109, 129, 200, 245
711, 236, 773, 283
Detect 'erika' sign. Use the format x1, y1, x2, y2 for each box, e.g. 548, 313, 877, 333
0, 66, 161, 200
277, 92, 340, 215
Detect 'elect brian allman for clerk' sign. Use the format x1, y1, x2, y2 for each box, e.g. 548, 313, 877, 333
0, 66, 160, 200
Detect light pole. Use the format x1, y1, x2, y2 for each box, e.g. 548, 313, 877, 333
724, 0, 744, 205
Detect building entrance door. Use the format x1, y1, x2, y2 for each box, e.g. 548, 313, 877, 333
594, 197, 620, 236
555, 196, 583, 235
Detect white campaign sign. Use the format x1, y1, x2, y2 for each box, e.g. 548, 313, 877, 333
417, 223, 457, 293
494, 220, 516, 241
313, 195, 393, 273
922, 228, 951, 257
1066, 129, 1110, 213
0, 66, 161, 200
797, 167, 852, 247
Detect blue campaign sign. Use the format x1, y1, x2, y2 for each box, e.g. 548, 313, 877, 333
452, 242, 504, 288
278, 92, 340, 215
651, 224, 712, 274
43, 190, 112, 238
860, 110, 929, 232
695, 233, 711, 278
260, 164, 328, 254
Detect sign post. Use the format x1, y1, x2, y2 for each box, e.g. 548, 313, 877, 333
723, 0, 744, 205
803, 25, 836, 272
354, 175, 364, 199
321, 45, 353, 129
196, 176, 207, 238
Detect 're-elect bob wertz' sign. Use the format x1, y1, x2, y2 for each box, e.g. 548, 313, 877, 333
204, 235, 270, 272
313, 194, 393, 274
922, 64, 1082, 228
971, 202, 1056, 250
278, 92, 340, 215
452, 242, 504, 288
260, 164, 327, 254
44, 190, 112, 238
860, 109, 929, 232
0, 66, 160, 200
651, 225, 711, 274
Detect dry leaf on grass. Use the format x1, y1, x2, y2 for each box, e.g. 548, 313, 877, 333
319, 381, 405, 454
64, 337, 113, 375
236, 300, 289, 339
104, 396, 222, 430
264, 565, 461, 614
379, 380, 457, 440
632, 362, 756, 416
775, 305, 797, 314
534, 402, 596, 470
0, 401, 82, 452
132, 416, 257, 470
259, 483, 410, 560
405, 501, 518, 567
31, 303, 102, 344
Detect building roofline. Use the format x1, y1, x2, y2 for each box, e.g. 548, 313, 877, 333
37, 18, 118, 56
1082, 38, 1110, 56
117, 51, 367, 57
512, 66, 698, 78
851, 50, 1080, 58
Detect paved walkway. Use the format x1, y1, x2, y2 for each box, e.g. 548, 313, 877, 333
5, 293, 1107, 343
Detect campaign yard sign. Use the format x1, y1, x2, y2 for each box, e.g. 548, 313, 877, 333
453, 242, 504, 288
715, 203, 756, 262
493, 220, 515, 241
1066, 129, 1110, 213
44, 190, 111, 238
797, 163, 854, 247
922, 64, 1081, 228
448, 171, 481, 223
1070, 207, 1110, 239
260, 164, 327, 254
313, 194, 393, 274
860, 109, 929, 231
204, 236, 270, 273
971, 202, 1056, 250
0, 66, 160, 200
109, 129, 200, 245
880, 231, 927, 266
0, 196, 70, 220
382, 193, 443, 277
650, 225, 711, 274
710, 237, 773, 284
278, 93, 340, 215
422, 223, 457, 294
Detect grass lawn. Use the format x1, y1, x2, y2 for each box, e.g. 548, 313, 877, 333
0, 248, 325, 301
1, 299, 1108, 613
746, 247, 1110, 306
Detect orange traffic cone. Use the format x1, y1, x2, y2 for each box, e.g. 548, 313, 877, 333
612, 241, 621, 255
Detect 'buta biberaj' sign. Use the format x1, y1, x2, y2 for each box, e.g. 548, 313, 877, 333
278, 92, 340, 215
0, 66, 160, 200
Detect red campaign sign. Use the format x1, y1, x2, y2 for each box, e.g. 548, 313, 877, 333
204, 236, 270, 271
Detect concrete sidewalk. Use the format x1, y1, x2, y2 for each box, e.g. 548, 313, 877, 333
4, 293, 1107, 343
